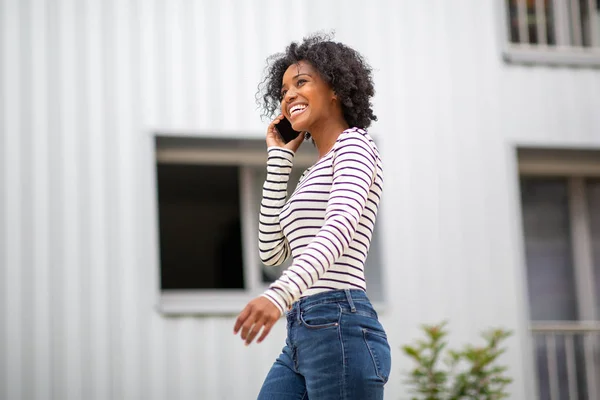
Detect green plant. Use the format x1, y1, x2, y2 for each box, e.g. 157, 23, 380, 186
402, 321, 513, 400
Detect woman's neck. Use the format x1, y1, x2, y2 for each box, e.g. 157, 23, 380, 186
309, 117, 349, 159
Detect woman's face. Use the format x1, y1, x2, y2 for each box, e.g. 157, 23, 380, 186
280, 61, 336, 133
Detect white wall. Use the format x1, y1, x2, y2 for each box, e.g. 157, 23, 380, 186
2, 0, 600, 398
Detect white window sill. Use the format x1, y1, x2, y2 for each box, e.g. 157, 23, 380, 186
503, 44, 600, 68
157, 290, 386, 316
157, 290, 259, 316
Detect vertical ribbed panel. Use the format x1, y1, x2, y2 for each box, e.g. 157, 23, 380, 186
0, 0, 4, 394
30, 0, 51, 397
3, 1, 21, 399
0, 0, 5, 393
2, 0, 600, 399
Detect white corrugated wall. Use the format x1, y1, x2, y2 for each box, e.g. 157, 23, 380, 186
2, 0, 599, 398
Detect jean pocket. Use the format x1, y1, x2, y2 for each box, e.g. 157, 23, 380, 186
362, 328, 392, 383
299, 303, 341, 329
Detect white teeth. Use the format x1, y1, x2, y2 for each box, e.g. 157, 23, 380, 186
290, 104, 307, 115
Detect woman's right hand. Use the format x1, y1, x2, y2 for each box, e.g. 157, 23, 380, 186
266, 114, 305, 153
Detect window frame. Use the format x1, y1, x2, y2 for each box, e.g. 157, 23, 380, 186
153, 135, 385, 315
518, 147, 600, 400
499, 0, 600, 67
519, 148, 600, 322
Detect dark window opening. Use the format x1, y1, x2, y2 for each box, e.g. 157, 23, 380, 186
507, 0, 556, 45
507, 0, 600, 47
157, 164, 244, 290
520, 175, 600, 400
520, 177, 578, 322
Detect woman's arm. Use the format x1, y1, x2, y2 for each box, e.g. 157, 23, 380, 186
262, 130, 379, 314
258, 147, 294, 267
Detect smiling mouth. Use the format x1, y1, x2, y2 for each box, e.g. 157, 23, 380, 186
289, 104, 308, 119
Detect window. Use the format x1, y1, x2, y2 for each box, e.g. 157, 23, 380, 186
503, 0, 600, 66
518, 148, 600, 399
158, 164, 244, 290
154, 136, 385, 314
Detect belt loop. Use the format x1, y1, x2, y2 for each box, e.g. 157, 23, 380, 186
345, 289, 356, 313
295, 301, 301, 323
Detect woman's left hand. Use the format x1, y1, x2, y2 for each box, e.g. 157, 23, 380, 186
234, 297, 281, 346
266, 114, 305, 153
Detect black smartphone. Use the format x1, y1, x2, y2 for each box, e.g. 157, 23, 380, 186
275, 117, 302, 144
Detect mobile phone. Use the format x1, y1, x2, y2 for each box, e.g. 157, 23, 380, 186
275, 117, 302, 144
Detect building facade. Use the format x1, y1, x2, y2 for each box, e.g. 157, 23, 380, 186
2, 0, 600, 399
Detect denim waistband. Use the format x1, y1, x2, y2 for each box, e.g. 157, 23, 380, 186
290, 289, 371, 312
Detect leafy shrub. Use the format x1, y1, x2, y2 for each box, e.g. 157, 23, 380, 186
402, 322, 513, 400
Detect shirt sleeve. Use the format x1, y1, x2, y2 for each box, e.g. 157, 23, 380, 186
258, 147, 295, 267
261, 131, 377, 314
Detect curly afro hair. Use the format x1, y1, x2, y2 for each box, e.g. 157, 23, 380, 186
257, 33, 377, 130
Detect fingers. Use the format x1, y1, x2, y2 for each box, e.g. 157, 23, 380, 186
266, 115, 286, 148
257, 321, 275, 344
267, 115, 283, 130
267, 114, 284, 133
240, 309, 265, 344
246, 313, 278, 345
240, 320, 256, 343
233, 305, 251, 334
285, 129, 305, 152
236, 304, 259, 344
243, 321, 261, 345
234, 302, 261, 344
234, 297, 281, 345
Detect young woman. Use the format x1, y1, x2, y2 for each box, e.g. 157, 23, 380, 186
234, 34, 390, 399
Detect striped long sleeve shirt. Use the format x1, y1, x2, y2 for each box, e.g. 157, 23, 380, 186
259, 127, 384, 314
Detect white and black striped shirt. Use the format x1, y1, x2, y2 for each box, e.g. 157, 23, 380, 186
259, 127, 384, 314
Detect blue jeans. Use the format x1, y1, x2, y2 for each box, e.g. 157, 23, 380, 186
257, 289, 391, 400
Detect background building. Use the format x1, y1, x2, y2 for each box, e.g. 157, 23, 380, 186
1, 0, 600, 399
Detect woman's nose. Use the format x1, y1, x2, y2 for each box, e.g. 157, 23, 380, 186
284, 88, 297, 102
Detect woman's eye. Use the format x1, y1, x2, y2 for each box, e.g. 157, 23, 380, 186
280, 90, 287, 99
297, 79, 306, 86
